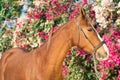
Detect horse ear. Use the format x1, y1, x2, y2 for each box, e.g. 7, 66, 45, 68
79, 7, 86, 19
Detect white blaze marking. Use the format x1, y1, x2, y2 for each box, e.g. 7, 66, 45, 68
91, 25, 110, 56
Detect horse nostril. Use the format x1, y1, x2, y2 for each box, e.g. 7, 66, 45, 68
98, 52, 104, 59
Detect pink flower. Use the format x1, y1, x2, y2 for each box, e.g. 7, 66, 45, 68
62, 64, 69, 76
118, 70, 120, 80
43, 34, 49, 40
19, 44, 27, 49
118, 70, 120, 75
100, 74, 107, 80
67, 50, 72, 55
51, 26, 57, 33
61, 5, 67, 11
82, 0, 87, 5
45, 13, 54, 20
73, 46, 78, 50
51, 0, 57, 4
69, 8, 79, 20
97, 27, 120, 79
34, 13, 41, 19
4, 4, 9, 9
38, 31, 45, 37
90, 11, 95, 17
17, 22, 23, 28
27, 13, 32, 18
78, 50, 86, 55
116, 44, 120, 50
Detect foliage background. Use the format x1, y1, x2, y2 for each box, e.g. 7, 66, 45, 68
0, 0, 120, 80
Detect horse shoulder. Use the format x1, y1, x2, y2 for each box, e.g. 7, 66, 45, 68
0, 48, 31, 80
1, 48, 27, 61
0, 48, 28, 70
0, 48, 22, 80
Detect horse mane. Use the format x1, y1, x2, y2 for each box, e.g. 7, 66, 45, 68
46, 30, 52, 52
46, 24, 67, 52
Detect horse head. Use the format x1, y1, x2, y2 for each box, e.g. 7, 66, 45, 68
72, 8, 109, 61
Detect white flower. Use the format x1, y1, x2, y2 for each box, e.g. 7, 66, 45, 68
0, 52, 2, 59
93, 6, 106, 23
96, 0, 101, 2
17, 0, 24, 5
31, 43, 38, 48
33, 0, 48, 7
96, 16, 106, 23
117, 2, 120, 8
93, 6, 111, 28
27, 7, 33, 13
102, 10, 110, 18
33, 0, 41, 6
115, 18, 120, 25
117, 9, 120, 14
118, 39, 120, 43
93, 6, 103, 18
101, 0, 113, 7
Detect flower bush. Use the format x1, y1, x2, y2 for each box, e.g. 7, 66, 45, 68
92, 0, 120, 80
0, 0, 120, 80
98, 27, 120, 80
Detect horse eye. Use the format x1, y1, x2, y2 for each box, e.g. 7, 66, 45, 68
88, 28, 93, 32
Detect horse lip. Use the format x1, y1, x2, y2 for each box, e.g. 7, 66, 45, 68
99, 57, 108, 61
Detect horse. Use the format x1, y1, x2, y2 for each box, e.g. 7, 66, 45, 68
0, 8, 109, 80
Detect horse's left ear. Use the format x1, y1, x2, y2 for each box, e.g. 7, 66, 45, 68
79, 7, 86, 19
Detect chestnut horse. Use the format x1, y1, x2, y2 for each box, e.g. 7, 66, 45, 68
0, 8, 109, 80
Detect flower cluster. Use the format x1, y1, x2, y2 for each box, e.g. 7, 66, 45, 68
93, 0, 120, 28
1, 0, 120, 80
91, 0, 120, 79
28, 0, 68, 21
98, 27, 120, 79
11, 0, 73, 50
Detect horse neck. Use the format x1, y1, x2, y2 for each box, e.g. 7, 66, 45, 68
41, 21, 75, 69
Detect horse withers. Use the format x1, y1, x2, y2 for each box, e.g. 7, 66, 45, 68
0, 8, 109, 80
